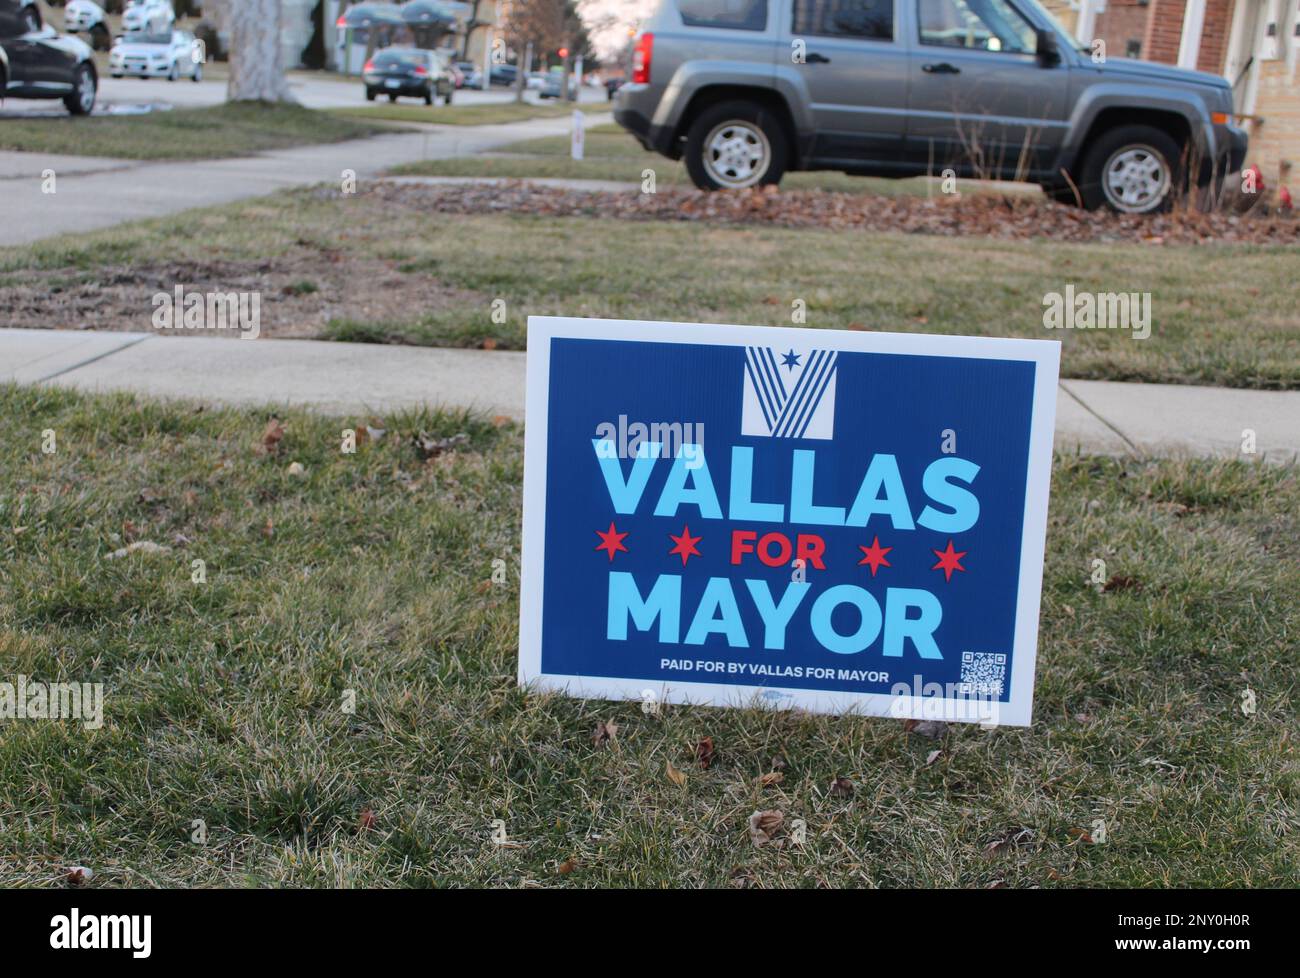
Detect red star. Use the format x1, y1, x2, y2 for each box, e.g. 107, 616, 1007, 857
594, 521, 629, 562
668, 525, 702, 566
857, 536, 892, 576
931, 540, 968, 582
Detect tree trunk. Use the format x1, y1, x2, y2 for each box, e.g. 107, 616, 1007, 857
513, 41, 531, 104
227, 0, 294, 102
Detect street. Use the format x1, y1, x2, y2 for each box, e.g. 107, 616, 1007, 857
0, 69, 611, 117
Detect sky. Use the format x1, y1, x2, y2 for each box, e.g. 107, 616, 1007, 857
579, 0, 659, 59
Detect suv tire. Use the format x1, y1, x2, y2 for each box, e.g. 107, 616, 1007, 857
1077, 124, 1185, 215
684, 100, 788, 191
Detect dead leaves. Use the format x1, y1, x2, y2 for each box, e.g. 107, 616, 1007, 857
1102, 574, 1142, 593
747, 809, 784, 848
363, 181, 1300, 248
64, 865, 94, 886
411, 430, 469, 462
665, 759, 688, 787
828, 776, 855, 798
984, 827, 1036, 857
903, 718, 948, 739
358, 808, 378, 832
695, 736, 715, 770
556, 856, 578, 875
591, 719, 619, 748
260, 416, 285, 455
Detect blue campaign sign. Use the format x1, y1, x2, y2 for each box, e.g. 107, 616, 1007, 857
519, 318, 1059, 726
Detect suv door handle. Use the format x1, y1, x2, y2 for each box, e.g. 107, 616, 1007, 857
805, 53, 831, 64
922, 62, 960, 74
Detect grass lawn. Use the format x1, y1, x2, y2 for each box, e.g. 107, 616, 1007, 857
0, 383, 1294, 886
4, 188, 1295, 390
332, 101, 580, 128
390, 124, 988, 197
0, 103, 388, 160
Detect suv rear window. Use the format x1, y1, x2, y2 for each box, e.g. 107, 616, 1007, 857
793, 0, 893, 40
678, 0, 768, 31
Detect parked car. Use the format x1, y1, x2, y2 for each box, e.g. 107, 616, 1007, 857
64, 0, 110, 50
363, 47, 453, 105
121, 0, 173, 34
615, 0, 1248, 213
455, 60, 482, 88
7, 0, 38, 32
539, 67, 576, 100
488, 63, 516, 87
526, 71, 545, 90
109, 28, 201, 80
0, 0, 98, 115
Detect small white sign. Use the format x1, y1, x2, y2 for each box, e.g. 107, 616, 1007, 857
571, 110, 585, 161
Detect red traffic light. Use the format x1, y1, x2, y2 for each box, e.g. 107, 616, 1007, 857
558, 47, 569, 58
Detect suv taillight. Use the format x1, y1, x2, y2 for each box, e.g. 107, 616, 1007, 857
632, 32, 653, 84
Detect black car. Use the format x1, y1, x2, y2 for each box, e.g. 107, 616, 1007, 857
0, 0, 98, 115
363, 48, 453, 106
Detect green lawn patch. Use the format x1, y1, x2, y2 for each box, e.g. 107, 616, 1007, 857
332, 101, 578, 127
6, 186, 1292, 389
0, 383, 1294, 886
0, 103, 389, 160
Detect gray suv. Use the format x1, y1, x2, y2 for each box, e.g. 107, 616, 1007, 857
614, 0, 1248, 213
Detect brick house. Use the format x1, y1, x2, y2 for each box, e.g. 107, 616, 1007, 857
1043, 0, 1299, 185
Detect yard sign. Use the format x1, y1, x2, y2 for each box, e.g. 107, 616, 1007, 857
518, 317, 1059, 726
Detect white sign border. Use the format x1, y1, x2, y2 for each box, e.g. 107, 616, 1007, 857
519, 316, 1059, 727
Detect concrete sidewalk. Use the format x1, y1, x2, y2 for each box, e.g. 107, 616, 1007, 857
0, 112, 612, 247
4, 329, 1296, 462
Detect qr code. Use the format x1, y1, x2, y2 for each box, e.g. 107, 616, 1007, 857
960, 651, 1007, 697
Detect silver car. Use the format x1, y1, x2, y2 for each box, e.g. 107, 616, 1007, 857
615, 0, 1247, 213
109, 28, 202, 81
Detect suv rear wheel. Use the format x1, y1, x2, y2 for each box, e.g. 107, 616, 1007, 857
1077, 124, 1185, 215
684, 101, 788, 192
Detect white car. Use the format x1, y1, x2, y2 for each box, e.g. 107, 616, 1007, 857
109, 29, 202, 81
64, 0, 107, 44
121, 0, 175, 34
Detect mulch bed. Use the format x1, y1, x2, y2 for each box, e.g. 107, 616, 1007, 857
363, 180, 1300, 247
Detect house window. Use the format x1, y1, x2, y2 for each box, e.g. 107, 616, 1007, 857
1126, 38, 1141, 57
1261, 0, 1281, 59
